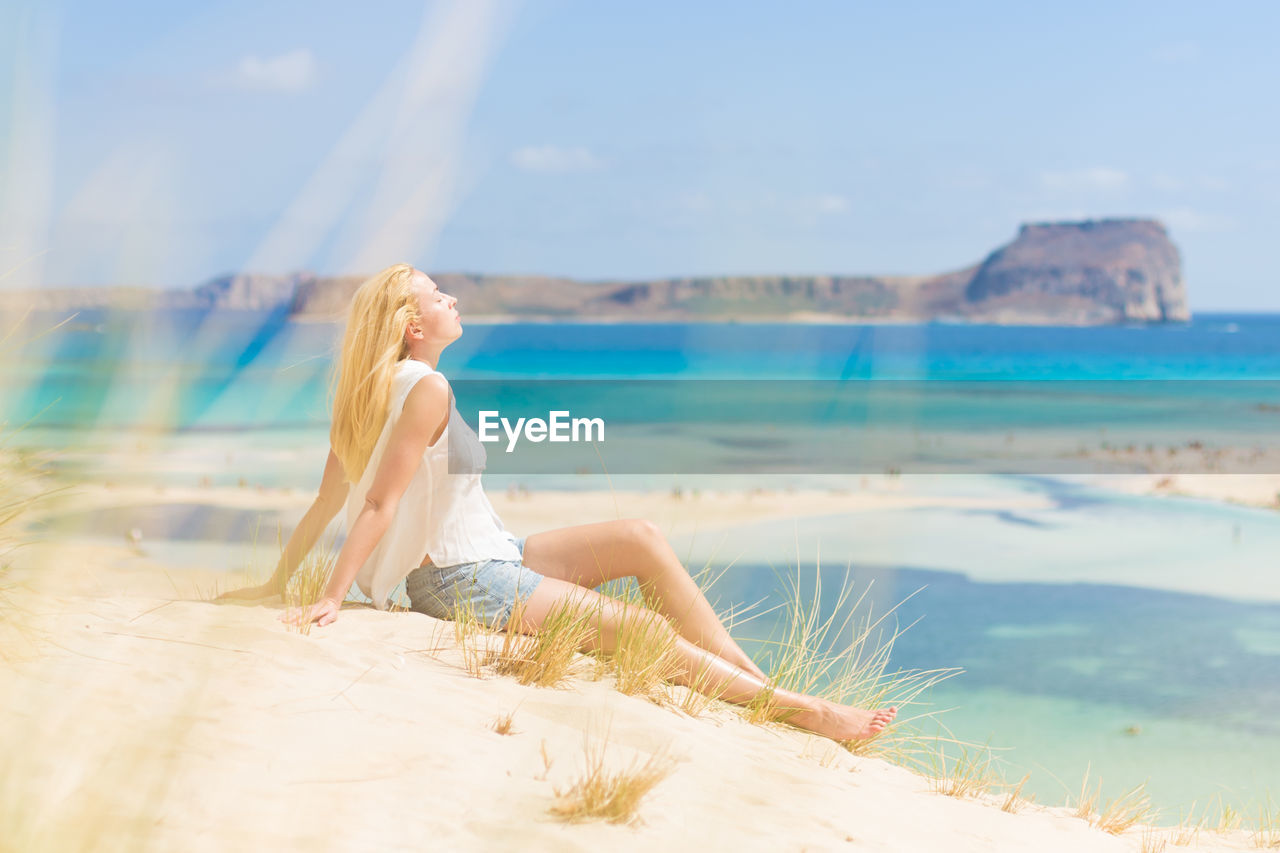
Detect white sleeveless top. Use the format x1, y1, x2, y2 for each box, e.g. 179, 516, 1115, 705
347, 358, 521, 609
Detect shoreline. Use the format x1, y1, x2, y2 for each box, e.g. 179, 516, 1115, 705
1079, 472, 1280, 510
41, 468, 1280, 515
27, 472, 1280, 607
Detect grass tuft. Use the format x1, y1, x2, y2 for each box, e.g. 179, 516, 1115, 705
549, 730, 676, 825
1251, 794, 1280, 849
927, 739, 998, 799
536, 739, 554, 781
493, 597, 595, 688
1140, 828, 1169, 853
281, 536, 339, 636
595, 551, 766, 718
1001, 772, 1033, 813
441, 588, 596, 686
1216, 798, 1242, 834
609, 607, 682, 698
735, 556, 960, 763
1169, 801, 1206, 847
452, 597, 499, 678
1095, 780, 1158, 834
1073, 767, 1159, 835
1074, 764, 1101, 821
490, 711, 517, 736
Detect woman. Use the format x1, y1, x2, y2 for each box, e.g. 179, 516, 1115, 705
223, 263, 896, 742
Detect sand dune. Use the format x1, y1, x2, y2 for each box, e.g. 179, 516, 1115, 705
0, 544, 1254, 852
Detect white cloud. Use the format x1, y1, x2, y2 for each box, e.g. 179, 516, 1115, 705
1150, 41, 1200, 64
226, 48, 317, 93
510, 145, 603, 173
1040, 167, 1131, 192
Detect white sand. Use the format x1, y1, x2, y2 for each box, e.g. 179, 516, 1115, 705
0, 544, 1254, 852
1083, 473, 1280, 510
49, 477, 1055, 540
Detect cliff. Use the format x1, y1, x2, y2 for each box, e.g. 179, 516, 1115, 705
0, 219, 1189, 325
963, 219, 1189, 323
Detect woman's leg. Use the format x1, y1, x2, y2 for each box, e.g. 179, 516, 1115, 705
522, 519, 767, 680
513, 575, 897, 742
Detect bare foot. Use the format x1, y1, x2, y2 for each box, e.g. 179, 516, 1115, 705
792, 700, 898, 742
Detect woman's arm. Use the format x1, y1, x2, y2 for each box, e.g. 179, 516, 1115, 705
288, 373, 451, 626
218, 449, 350, 601
272, 448, 350, 589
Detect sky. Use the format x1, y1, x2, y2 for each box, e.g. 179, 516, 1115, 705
2, 0, 1277, 310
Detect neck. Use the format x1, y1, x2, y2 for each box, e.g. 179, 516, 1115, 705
407, 346, 443, 369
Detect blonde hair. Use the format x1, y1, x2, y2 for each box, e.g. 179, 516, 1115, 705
330, 263, 420, 481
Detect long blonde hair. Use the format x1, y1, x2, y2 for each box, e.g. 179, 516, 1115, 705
330, 263, 420, 481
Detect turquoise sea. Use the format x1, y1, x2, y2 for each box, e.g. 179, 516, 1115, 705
4, 308, 1280, 820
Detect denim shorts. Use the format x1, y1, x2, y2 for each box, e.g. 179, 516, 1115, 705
404, 537, 545, 630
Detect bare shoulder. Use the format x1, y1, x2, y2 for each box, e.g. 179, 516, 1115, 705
401, 372, 450, 424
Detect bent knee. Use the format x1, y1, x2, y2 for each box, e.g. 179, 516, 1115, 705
622, 517, 664, 548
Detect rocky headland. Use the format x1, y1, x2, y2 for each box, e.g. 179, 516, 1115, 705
3, 218, 1189, 325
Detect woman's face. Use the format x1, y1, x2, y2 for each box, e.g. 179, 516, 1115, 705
407, 269, 462, 347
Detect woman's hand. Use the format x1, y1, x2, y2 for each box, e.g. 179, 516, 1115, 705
282, 597, 342, 627
216, 581, 282, 602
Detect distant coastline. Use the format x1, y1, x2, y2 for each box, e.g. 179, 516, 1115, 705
2, 218, 1190, 326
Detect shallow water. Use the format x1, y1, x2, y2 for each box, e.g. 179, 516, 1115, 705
669, 475, 1280, 603
671, 475, 1280, 819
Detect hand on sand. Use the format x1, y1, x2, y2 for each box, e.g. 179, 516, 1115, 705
282, 597, 341, 628
215, 582, 281, 602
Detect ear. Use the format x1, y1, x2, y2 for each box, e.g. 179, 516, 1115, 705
405, 319, 423, 341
